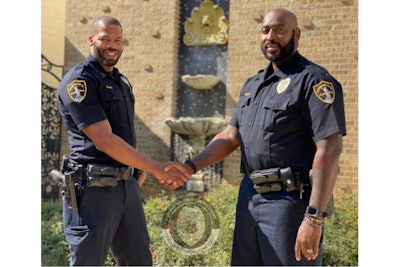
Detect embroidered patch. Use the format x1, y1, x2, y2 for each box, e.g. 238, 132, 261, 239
67, 80, 87, 103
313, 81, 335, 104
277, 77, 290, 94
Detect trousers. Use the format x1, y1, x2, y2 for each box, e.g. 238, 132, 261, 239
231, 175, 323, 266
62, 177, 152, 266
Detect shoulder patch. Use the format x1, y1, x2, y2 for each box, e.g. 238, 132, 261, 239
67, 80, 87, 102
313, 81, 335, 104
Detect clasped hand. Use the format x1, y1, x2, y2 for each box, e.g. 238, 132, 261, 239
154, 161, 191, 190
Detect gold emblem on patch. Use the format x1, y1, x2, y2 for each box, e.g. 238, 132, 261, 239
277, 78, 290, 94
313, 81, 335, 104
67, 80, 87, 102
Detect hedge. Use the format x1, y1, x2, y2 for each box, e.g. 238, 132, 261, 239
41, 185, 357, 266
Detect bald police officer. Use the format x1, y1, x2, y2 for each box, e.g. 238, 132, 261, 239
57, 16, 188, 266
166, 8, 346, 266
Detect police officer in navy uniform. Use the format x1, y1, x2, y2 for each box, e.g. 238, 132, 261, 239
57, 15, 188, 266
166, 8, 346, 265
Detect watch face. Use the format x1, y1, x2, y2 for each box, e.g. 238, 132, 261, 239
307, 206, 318, 215
306, 206, 327, 217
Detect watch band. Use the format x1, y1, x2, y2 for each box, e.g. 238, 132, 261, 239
184, 159, 197, 174
305, 206, 328, 218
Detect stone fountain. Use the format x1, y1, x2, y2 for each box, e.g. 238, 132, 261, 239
164, 116, 227, 192
165, 0, 229, 192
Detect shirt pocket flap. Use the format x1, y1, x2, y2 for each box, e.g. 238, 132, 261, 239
263, 99, 290, 111
237, 97, 251, 108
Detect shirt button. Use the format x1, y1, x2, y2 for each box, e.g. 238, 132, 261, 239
248, 123, 251, 127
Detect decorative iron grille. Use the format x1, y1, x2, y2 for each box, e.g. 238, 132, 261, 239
41, 54, 63, 200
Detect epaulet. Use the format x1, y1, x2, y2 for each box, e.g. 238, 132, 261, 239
65, 61, 100, 91
74, 62, 86, 76
296, 55, 330, 78
62, 61, 93, 82
81, 60, 102, 83
295, 55, 313, 70
244, 69, 264, 83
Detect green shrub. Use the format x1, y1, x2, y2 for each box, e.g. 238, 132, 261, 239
143, 185, 237, 266
41, 185, 358, 266
322, 190, 358, 266
41, 200, 69, 266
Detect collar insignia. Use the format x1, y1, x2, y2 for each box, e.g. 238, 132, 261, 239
67, 80, 87, 102
121, 76, 130, 87
313, 81, 335, 104
277, 77, 290, 94
106, 85, 113, 89
244, 92, 251, 96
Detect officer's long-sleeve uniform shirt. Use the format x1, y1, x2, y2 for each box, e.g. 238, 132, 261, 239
57, 54, 136, 166
230, 51, 346, 173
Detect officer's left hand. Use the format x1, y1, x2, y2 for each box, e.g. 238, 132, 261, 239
294, 219, 323, 261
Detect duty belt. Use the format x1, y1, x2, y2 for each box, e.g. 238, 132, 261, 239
249, 167, 311, 198
66, 161, 135, 187
84, 163, 134, 187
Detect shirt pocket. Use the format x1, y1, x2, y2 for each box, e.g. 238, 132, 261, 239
236, 96, 251, 127
99, 88, 124, 118
262, 98, 295, 132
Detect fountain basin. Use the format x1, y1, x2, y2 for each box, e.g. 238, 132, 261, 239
181, 74, 221, 90
164, 117, 227, 136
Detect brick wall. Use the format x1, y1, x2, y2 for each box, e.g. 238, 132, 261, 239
59, 0, 358, 195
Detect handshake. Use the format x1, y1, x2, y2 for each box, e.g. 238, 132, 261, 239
141, 160, 195, 190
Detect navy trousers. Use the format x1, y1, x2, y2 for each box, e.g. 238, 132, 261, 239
62, 177, 152, 266
231, 175, 323, 266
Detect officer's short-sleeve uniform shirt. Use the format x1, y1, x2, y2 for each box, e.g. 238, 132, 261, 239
57, 54, 136, 165
230, 51, 346, 172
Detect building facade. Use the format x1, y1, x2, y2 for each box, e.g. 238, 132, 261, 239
42, 0, 358, 196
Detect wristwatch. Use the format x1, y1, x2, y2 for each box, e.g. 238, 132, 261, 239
184, 159, 197, 174
305, 206, 328, 218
